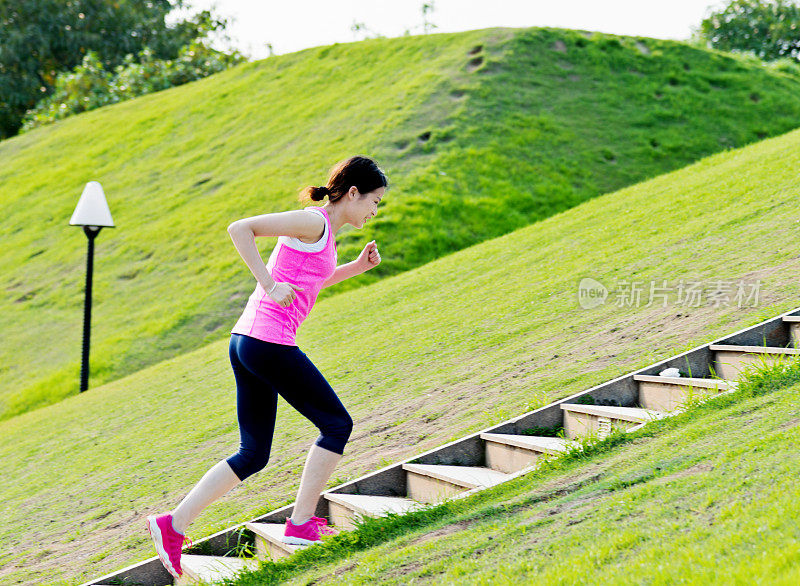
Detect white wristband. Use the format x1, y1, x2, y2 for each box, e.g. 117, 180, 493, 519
267, 282, 277, 295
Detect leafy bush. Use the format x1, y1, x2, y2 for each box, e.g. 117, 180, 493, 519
699, 0, 800, 63
19, 39, 246, 132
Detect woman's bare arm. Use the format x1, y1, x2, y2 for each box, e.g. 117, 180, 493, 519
229, 210, 324, 240
227, 211, 324, 290
321, 261, 364, 289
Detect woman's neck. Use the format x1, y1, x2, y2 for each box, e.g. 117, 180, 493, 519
321, 203, 346, 234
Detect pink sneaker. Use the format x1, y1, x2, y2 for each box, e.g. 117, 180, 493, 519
282, 515, 338, 545
146, 513, 193, 578
311, 515, 339, 537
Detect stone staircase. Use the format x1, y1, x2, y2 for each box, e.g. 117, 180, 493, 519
83, 309, 800, 586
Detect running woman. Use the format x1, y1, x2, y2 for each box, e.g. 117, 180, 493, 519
146, 155, 387, 578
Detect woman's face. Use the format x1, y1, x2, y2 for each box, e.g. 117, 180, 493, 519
350, 186, 385, 228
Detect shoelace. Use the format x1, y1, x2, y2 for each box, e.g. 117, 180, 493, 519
172, 534, 192, 577
170, 532, 193, 552
311, 516, 337, 535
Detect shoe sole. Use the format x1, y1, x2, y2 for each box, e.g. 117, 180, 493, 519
281, 535, 320, 546
146, 516, 181, 579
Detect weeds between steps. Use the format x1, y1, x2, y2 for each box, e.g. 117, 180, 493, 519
184, 525, 257, 558
217, 355, 800, 586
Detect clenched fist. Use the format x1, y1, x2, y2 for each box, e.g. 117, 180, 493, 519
267, 281, 304, 307
357, 240, 381, 271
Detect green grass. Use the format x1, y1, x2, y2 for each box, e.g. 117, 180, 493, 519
4, 25, 800, 420
225, 357, 800, 585
3, 99, 800, 584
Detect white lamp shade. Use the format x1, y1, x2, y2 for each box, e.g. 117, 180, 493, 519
69, 181, 115, 227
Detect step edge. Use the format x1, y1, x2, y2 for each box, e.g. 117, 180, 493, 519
560, 403, 664, 422
709, 344, 800, 354
324, 492, 421, 516
633, 375, 737, 389
402, 463, 509, 488
179, 554, 260, 580
244, 522, 302, 552
480, 432, 568, 453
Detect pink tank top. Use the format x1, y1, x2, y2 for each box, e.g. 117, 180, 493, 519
230, 206, 337, 346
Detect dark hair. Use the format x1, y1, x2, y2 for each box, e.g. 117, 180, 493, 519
300, 155, 388, 203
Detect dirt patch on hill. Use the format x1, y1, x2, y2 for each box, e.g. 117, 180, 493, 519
404, 517, 481, 548
306, 560, 360, 584
657, 462, 715, 483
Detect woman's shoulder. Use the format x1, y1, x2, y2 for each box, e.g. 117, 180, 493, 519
282, 207, 327, 249
303, 205, 327, 217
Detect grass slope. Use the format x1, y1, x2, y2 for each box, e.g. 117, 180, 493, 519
244, 359, 800, 585
3, 115, 800, 585
4, 26, 800, 420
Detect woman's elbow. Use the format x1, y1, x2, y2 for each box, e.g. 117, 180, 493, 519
228, 221, 250, 235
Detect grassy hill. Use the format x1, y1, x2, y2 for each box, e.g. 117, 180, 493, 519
3, 110, 800, 585
3, 26, 800, 421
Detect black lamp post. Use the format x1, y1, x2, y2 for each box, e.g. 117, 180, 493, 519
69, 181, 115, 393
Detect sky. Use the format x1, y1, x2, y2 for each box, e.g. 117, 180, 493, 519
166, 0, 727, 61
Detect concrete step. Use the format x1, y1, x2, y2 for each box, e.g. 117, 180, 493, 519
244, 522, 307, 561
709, 344, 800, 379
560, 404, 665, 439
325, 493, 425, 530
633, 375, 738, 412
782, 315, 800, 346
402, 463, 510, 503
480, 432, 570, 473
174, 554, 259, 585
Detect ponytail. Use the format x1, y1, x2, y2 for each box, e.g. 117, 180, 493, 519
299, 156, 388, 203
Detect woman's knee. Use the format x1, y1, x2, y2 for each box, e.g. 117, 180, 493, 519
335, 410, 354, 438
226, 449, 270, 481
321, 411, 353, 449
343, 412, 354, 438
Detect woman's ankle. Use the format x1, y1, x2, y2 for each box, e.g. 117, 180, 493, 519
170, 513, 187, 535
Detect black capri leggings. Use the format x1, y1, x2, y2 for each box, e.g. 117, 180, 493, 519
225, 333, 353, 482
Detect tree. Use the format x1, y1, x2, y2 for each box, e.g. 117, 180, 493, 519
350, 1, 437, 41
697, 0, 800, 62
403, 1, 438, 36
421, 1, 437, 34
0, 0, 233, 139
19, 38, 245, 132
350, 20, 383, 40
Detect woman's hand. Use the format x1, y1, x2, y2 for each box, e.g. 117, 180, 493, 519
267, 281, 304, 307
357, 240, 381, 271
